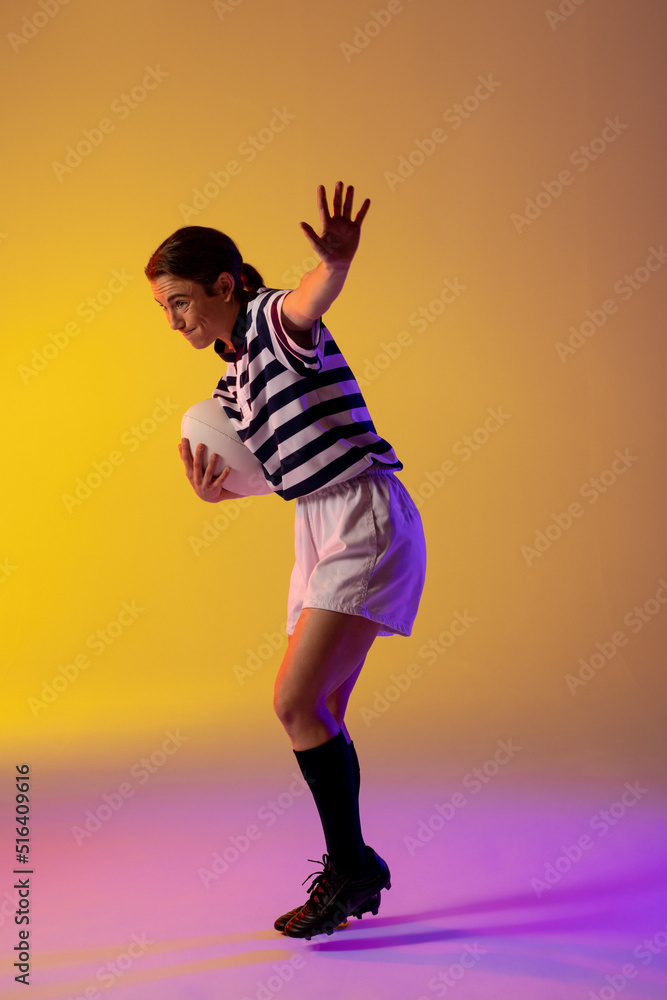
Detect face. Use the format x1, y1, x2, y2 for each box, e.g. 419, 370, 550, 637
150, 272, 240, 350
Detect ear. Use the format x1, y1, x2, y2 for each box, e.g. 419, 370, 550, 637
215, 271, 236, 300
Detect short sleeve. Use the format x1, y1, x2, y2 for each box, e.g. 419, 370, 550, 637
252, 289, 325, 376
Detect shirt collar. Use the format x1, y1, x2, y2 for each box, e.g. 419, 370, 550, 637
213, 298, 249, 361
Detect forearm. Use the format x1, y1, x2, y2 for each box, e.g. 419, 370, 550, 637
289, 261, 351, 323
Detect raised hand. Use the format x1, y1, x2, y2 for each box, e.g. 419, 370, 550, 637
299, 182, 371, 270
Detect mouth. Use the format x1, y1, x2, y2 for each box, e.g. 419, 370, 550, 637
183, 328, 196, 337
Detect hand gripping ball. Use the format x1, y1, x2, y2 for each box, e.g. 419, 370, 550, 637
181, 398, 273, 497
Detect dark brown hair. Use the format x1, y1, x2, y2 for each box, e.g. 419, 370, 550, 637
144, 226, 264, 300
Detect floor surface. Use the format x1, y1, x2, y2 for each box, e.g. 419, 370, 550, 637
3, 772, 666, 999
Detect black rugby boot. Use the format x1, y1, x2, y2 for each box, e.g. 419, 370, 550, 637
283, 846, 391, 940
274, 849, 381, 932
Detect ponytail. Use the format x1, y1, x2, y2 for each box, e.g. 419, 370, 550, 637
240, 262, 265, 295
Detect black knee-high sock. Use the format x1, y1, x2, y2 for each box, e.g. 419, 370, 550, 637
293, 729, 366, 873
348, 739, 361, 800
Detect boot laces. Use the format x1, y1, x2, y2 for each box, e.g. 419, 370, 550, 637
301, 853, 337, 904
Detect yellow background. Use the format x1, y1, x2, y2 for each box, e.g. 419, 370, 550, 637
2, 0, 665, 792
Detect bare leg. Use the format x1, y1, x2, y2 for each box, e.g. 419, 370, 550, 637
325, 659, 366, 742
273, 608, 381, 751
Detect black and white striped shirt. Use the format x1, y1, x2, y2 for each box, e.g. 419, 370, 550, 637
211, 287, 402, 500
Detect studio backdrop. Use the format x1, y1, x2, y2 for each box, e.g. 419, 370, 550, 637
2, 0, 665, 817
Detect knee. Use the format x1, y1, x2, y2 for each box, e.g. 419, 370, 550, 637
273, 686, 322, 730
272, 690, 292, 728
273, 688, 306, 729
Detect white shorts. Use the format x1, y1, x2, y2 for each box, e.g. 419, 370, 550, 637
286, 468, 427, 637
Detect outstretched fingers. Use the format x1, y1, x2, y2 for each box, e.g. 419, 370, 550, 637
342, 183, 356, 219
300, 220, 324, 253
337, 182, 371, 226
354, 197, 371, 226
332, 180, 344, 216
318, 184, 332, 228
315, 181, 371, 224
301, 182, 371, 260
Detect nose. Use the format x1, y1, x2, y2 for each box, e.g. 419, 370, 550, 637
167, 309, 184, 331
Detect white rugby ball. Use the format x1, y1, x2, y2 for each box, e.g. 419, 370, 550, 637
180, 398, 273, 496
